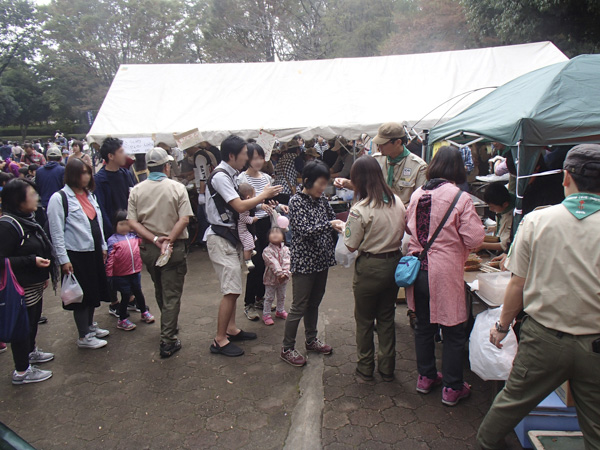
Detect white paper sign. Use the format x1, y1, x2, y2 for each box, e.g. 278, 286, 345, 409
174, 128, 205, 151
256, 129, 277, 161
122, 137, 155, 155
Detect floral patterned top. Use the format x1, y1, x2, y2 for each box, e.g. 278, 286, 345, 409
289, 192, 337, 274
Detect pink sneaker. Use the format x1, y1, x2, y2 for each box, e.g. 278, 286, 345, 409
416, 371, 443, 394
263, 315, 274, 326
141, 311, 155, 324
275, 310, 288, 320
305, 338, 333, 355
442, 382, 471, 406
117, 318, 136, 331
0, 342, 6, 353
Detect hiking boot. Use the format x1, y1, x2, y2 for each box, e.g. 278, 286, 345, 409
416, 372, 443, 394
244, 305, 260, 321
12, 366, 53, 385
89, 322, 110, 338
77, 333, 107, 349
117, 318, 136, 331
160, 340, 182, 358
29, 347, 54, 364
280, 348, 306, 367
442, 382, 471, 406
305, 338, 332, 355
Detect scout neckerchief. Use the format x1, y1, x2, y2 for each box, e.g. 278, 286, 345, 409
562, 193, 600, 220
386, 146, 411, 187
495, 194, 516, 236
148, 172, 167, 181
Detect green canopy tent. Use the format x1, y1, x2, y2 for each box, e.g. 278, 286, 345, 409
428, 54, 600, 228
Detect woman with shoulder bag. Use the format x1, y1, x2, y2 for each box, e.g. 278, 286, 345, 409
47, 158, 111, 350
0, 179, 56, 384
405, 146, 485, 406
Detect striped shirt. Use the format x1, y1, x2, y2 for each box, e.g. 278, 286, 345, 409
24, 281, 45, 307
237, 171, 272, 219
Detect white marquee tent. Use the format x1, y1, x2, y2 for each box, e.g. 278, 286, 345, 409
87, 41, 567, 146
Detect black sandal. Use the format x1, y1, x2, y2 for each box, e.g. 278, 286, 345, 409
210, 340, 244, 357
226, 330, 257, 341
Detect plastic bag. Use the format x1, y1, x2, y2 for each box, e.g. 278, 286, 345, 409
469, 306, 518, 381
335, 233, 357, 268
61, 273, 84, 305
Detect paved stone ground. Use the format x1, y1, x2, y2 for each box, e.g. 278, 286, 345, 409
0, 249, 523, 449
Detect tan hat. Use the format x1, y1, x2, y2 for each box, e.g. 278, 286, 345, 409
305, 147, 320, 159
146, 147, 174, 167
372, 122, 406, 145
46, 147, 62, 158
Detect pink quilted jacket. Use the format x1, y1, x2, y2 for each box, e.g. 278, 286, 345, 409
105, 232, 143, 277
262, 243, 291, 286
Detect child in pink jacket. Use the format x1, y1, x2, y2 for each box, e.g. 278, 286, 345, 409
261, 227, 291, 326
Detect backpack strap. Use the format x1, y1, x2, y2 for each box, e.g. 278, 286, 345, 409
59, 190, 68, 219
0, 216, 25, 247
207, 168, 239, 224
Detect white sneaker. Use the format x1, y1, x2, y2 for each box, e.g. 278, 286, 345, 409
29, 347, 54, 364
89, 322, 110, 338
12, 365, 53, 385
77, 333, 107, 349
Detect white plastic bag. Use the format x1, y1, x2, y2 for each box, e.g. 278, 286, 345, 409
469, 306, 518, 381
335, 233, 357, 268
61, 273, 84, 305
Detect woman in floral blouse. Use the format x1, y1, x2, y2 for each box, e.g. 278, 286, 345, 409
280, 160, 344, 367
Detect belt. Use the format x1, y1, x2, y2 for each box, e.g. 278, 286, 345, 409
362, 250, 402, 260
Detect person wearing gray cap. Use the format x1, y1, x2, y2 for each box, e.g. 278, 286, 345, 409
478, 144, 600, 450
35, 147, 65, 210
127, 147, 194, 358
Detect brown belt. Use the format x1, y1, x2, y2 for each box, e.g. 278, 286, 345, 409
362, 250, 402, 260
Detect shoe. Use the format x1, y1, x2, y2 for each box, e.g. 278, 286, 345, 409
127, 302, 141, 312
89, 322, 110, 338
280, 347, 306, 367
29, 347, 54, 364
254, 299, 264, 310
275, 310, 288, 320
263, 315, 274, 326
0, 342, 7, 353
245, 259, 255, 271
160, 340, 182, 358
141, 311, 155, 323
442, 382, 471, 406
210, 340, 244, 357
108, 304, 119, 318
38, 316, 48, 324
227, 330, 257, 341
251, 250, 257, 257
305, 338, 333, 355
416, 372, 443, 394
117, 318, 137, 331
77, 333, 107, 349
355, 369, 374, 382
12, 366, 52, 385
378, 371, 395, 382
244, 306, 260, 322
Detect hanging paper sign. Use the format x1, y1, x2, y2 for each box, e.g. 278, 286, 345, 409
121, 137, 155, 154
256, 129, 277, 161
174, 128, 205, 151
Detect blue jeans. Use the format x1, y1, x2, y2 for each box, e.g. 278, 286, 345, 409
112, 273, 148, 320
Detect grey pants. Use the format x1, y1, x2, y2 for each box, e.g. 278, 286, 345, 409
282, 270, 329, 350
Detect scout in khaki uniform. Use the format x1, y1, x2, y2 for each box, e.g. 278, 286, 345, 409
478, 144, 600, 450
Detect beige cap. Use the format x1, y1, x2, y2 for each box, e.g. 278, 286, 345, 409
46, 147, 62, 158
372, 122, 406, 145
146, 147, 174, 167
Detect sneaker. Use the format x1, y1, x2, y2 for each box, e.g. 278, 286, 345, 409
244, 306, 260, 321
29, 347, 54, 364
127, 302, 141, 312
305, 338, 333, 355
280, 347, 306, 367
38, 316, 48, 324
108, 304, 119, 318
160, 340, 182, 358
416, 372, 443, 394
77, 333, 107, 349
442, 382, 471, 407
12, 366, 52, 385
275, 310, 288, 320
0, 342, 7, 353
117, 318, 137, 331
254, 299, 264, 310
263, 315, 274, 326
141, 311, 155, 323
245, 259, 255, 271
89, 322, 110, 338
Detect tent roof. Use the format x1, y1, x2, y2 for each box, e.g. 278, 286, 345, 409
87, 41, 567, 146
430, 54, 600, 147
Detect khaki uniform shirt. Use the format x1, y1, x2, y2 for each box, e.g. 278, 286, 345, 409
344, 195, 406, 255
496, 207, 514, 252
128, 177, 194, 240
505, 203, 600, 335
373, 153, 428, 206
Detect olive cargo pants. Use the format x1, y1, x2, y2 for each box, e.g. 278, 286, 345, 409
477, 317, 600, 450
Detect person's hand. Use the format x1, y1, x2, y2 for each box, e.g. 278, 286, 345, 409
252, 217, 259, 223
333, 178, 350, 189
61, 262, 73, 274
36, 257, 51, 268
102, 250, 107, 263
155, 236, 169, 249
492, 253, 508, 271
330, 219, 344, 233
489, 326, 509, 349
261, 203, 274, 214
279, 204, 289, 214
160, 238, 172, 255
262, 184, 283, 199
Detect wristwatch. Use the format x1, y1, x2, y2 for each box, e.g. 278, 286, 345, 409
495, 321, 511, 333
153, 236, 159, 244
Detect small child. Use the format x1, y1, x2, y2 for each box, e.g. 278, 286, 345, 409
261, 227, 291, 325
105, 210, 154, 330
237, 183, 259, 271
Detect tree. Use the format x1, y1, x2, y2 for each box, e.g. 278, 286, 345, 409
0, 0, 39, 77
0, 85, 20, 126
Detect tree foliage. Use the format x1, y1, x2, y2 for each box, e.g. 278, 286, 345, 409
0, 0, 39, 77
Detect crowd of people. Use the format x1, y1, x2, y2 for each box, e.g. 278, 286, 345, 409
1, 121, 599, 449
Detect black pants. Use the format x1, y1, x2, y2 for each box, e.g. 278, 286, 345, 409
73, 307, 95, 338
113, 273, 148, 320
413, 270, 467, 390
244, 217, 271, 307
11, 299, 43, 372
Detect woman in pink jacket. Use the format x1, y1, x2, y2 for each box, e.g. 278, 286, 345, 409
406, 146, 485, 407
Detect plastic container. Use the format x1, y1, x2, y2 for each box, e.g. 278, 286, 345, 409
476, 272, 511, 306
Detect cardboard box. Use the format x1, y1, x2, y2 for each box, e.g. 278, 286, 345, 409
556, 381, 575, 407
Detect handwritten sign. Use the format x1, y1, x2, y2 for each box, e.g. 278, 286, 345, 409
174, 128, 205, 151
122, 137, 155, 155
256, 129, 277, 161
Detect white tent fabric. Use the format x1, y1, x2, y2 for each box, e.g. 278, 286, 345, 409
87, 42, 567, 146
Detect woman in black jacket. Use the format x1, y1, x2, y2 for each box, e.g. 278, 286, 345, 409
0, 179, 55, 385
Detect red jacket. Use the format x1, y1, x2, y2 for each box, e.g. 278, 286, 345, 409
105, 232, 143, 277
